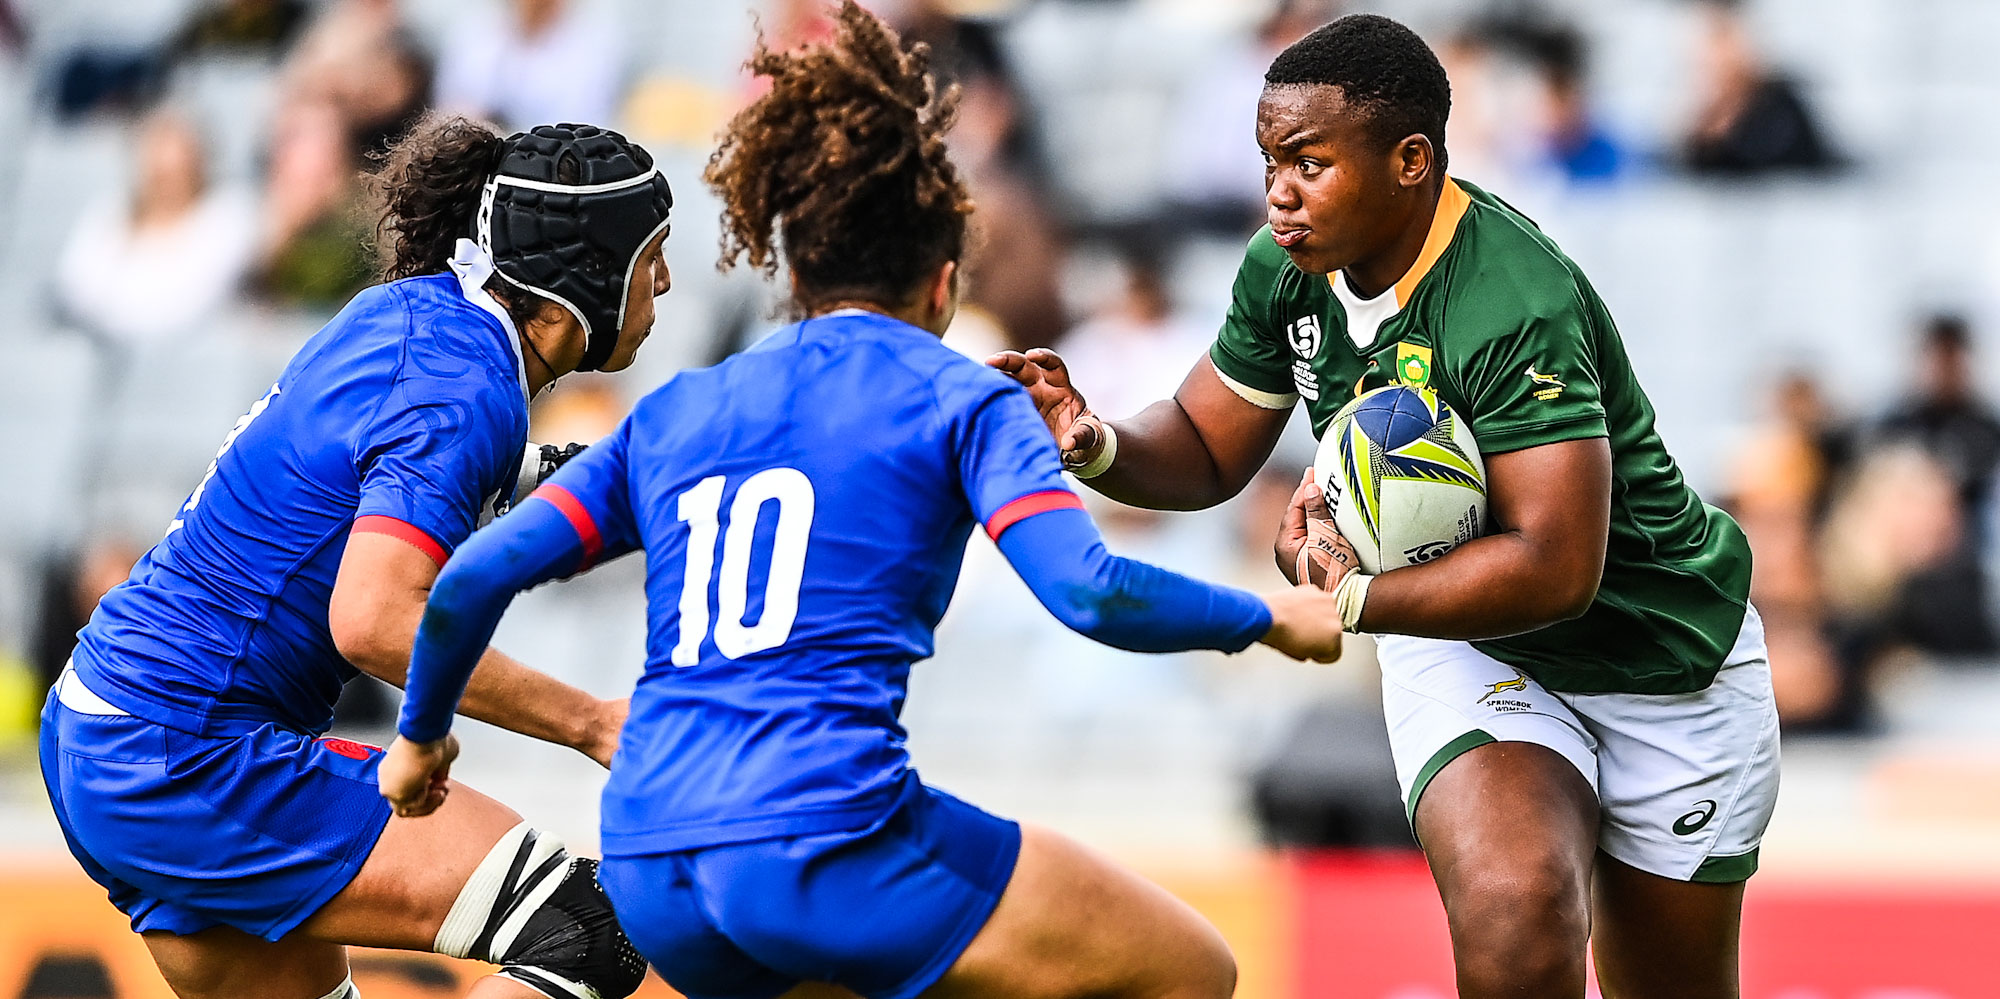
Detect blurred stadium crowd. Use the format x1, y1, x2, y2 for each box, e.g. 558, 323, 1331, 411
0, 0, 1998, 855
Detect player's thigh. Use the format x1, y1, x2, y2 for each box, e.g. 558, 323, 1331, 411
1376, 634, 1602, 830
1379, 636, 1602, 926
928, 823, 1234, 999
142, 925, 349, 999
1560, 641, 1780, 886
1414, 740, 1599, 942
297, 778, 525, 950
1560, 630, 1775, 999
1381, 638, 1600, 929
1591, 852, 1744, 999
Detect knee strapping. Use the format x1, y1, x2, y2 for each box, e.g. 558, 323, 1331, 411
313, 976, 357, 999
436, 824, 647, 999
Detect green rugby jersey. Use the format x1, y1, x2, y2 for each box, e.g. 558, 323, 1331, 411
1211, 178, 1751, 693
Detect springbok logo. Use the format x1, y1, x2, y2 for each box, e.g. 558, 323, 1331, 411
1524, 365, 1566, 401
1477, 669, 1530, 704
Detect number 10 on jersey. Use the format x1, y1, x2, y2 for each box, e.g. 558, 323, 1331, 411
672, 468, 816, 665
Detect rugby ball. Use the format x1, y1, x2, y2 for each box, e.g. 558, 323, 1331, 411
1314, 385, 1487, 574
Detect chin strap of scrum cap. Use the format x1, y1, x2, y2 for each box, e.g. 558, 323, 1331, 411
475, 124, 672, 372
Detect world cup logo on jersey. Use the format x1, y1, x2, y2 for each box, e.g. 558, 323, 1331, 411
1288, 316, 1323, 401
1289, 315, 1323, 359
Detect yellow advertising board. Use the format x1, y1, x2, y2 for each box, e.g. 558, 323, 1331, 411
0, 863, 682, 998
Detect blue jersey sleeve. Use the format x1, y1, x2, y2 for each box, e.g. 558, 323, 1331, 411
398, 498, 586, 742
533, 418, 642, 571
952, 378, 1271, 653
955, 383, 1078, 533
352, 365, 517, 563
996, 507, 1271, 653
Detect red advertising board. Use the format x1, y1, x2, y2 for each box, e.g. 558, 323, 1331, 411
1291, 851, 2000, 999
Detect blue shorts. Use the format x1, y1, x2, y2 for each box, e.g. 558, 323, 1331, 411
38, 684, 394, 941
599, 776, 1021, 999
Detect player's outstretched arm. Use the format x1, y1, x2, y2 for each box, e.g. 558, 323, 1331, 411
1282, 437, 1612, 640
333, 503, 623, 770
995, 505, 1343, 663
987, 350, 1290, 511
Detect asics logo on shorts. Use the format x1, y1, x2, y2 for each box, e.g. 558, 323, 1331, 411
1673, 800, 1718, 836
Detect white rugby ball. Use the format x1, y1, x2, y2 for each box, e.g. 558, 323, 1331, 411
1314, 385, 1487, 574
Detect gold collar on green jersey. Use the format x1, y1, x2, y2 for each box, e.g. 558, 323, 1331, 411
1327, 178, 1473, 355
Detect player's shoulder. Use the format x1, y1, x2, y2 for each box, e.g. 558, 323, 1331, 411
1227, 227, 1321, 334
310, 275, 506, 366
906, 332, 1025, 418
390, 275, 516, 363
1446, 181, 1592, 317
818, 311, 1021, 410
325, 276, 525, 427
1239, 226, 1306, 289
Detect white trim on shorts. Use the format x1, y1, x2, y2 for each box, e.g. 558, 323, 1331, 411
55, 662, 131, 717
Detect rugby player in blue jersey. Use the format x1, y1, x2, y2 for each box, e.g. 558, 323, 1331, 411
39, 115, 671, 999
380, 6, 1345, 999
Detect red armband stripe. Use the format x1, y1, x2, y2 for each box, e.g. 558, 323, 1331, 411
985, 490, 1086, 541
351, 516, 449, 568
530, 484, 603, 569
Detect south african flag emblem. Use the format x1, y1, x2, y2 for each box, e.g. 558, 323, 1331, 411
1397, 342, 1433, 390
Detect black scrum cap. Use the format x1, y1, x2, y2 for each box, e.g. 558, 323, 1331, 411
477, 124, 673, 371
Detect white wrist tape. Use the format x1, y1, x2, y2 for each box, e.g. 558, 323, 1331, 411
1334, 571, 1373, 633
1069, 420, 1118, 479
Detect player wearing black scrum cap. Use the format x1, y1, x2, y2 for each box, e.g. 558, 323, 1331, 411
39, 114, 669, 999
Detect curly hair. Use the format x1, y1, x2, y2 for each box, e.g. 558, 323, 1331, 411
705, 0, 974, 313
367, 112, 571, 331
1266, 14, 1452, 171
368, 112, 506, 281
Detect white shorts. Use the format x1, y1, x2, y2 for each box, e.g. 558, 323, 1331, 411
1378, 605, 1780, 883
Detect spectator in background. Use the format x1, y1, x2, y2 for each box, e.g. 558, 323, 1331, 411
893, 0, 1047, 183
1164, 0, 1339, 232
1051, 246, 1209, 538
1816, 447, 1966, 725
1728, 372, 1860, 730
762, 0, 839, 52
435, 0, 623, 132
283, 0, 430, 159
1432, 28, 1523, 192
1876, 314, 2000, 547
342, 30, 431, 161
254, 100, 375, 310
895, 0, 1066, 351
54, 109, 257, 344
1053, 246, 1207, 422
1524, 25, 1625, 184
1861, 313, 2000, 656
29, 537, 143, 695
1683, 0, 1843, 175
172, 0, 311, 62
282, 0, 398, 83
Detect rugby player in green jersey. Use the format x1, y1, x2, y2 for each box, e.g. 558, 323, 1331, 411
991, 14, 1776, 998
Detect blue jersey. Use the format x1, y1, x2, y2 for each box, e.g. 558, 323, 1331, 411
73, 274, 530, 737
534, 312, 1073, 855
